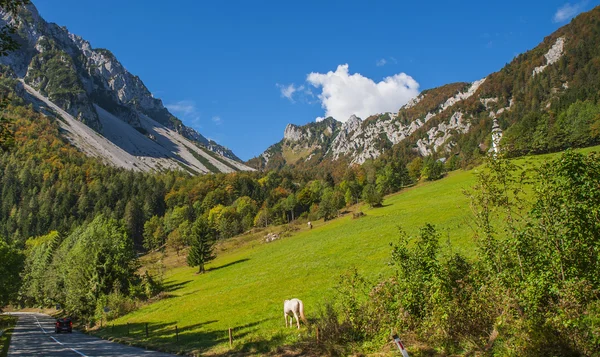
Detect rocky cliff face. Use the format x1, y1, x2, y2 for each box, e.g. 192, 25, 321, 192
321, 79, 487, 163
0, 3, 243, 165
250, 13, 583, 170
249, 80, 482, 169
248, 117, 342, 170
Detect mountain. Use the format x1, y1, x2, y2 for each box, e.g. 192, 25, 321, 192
250, 6, 600, 170
247, 117, 342, 170
0, 3, 253, 174
247, 80, 488, 170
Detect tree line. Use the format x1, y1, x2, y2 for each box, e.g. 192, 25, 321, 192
0, 81, 451, 319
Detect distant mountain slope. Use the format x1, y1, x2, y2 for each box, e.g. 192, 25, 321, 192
247, 117, 342, 170
250, 6, 600, 170
248, 81, 478, 169
0, 3, 252, 174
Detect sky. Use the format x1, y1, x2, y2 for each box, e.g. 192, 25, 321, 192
34, 0, 598, 161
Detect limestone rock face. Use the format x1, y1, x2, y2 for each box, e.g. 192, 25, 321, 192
283, 124, 306, 142
252, 78, 506, 168
321, 79, 488, 164
251, 118, 342, 169
250, 10, 590, 171
416, 111, 471, 156
533, 37, 565, 76
0, 3, 244, 165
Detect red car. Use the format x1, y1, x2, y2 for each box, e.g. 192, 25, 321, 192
55, 318, 72, 333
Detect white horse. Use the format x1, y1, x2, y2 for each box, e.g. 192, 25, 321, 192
284, 298, 307, 329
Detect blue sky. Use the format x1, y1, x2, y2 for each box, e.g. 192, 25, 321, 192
34, 0, 598, 161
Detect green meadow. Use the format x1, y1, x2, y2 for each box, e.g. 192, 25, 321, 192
94, 146, 600, 355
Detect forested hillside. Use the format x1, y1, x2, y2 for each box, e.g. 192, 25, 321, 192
0, 2, 252, 173
2, 4, 600, 316
1, 1, 600, 356
0, 71, 422, 317
251, 6, 600, 171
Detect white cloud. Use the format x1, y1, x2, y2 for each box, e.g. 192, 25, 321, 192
166, 100, 201, 126
211, 116, 222, 125
553, 1, 588, 23
276, 83, 305, 102
307, 64, 420, 122
376, 57, 398, 67
166, 100, 196, 116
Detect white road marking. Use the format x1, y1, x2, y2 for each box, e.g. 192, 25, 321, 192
69, 347, 89, 356
34, 315, 47, 334
35, 315, 89, 357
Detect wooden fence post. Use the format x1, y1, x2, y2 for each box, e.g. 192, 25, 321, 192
176, 325, 179, 342
127, 322, 130, 336
228, 327, 233, 348
145, 323, 149, 338
316, 327, 319, 343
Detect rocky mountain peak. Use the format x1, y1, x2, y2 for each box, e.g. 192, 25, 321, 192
283, 123, 304, 142
342, 114, 362, 132
0, 2, 250, 173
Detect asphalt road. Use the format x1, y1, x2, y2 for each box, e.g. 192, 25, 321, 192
6, 313, 175, 357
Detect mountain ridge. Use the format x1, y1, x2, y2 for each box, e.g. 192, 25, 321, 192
0, 3, 251, 174
249, 6, 600, 170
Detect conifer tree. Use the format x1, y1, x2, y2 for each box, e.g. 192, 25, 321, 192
0, 235, 24, 306
187, 217, 216, 274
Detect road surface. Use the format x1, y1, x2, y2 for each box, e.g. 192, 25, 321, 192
6, 312, 175, 357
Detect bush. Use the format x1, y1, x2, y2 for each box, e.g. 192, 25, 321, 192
308, 225, 504, 355
310, 302, 353, 356
94, 290, 138, 324
421, 157, 445, 181
280, 223, 300, 238
308, 149, 600, 356
362, 184, 383, 207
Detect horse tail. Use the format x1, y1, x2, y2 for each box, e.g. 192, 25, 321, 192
298, 299, 308, 325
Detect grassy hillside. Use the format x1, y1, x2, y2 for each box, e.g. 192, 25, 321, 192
94, 146, 600, 356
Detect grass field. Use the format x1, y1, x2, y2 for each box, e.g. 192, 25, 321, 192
0, 315, 17, 357
94, 147, 600, 356
282, 145, 316, 165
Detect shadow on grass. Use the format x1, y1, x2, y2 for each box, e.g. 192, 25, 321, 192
99, 321, 174, 338
233, 331, 290, 356
207, 258, 250, 272
98, 319, 273, 354
162, 280, 192, 293
208, 328, 315, 357
155, 288, 203, 301
180, 318, 291, 355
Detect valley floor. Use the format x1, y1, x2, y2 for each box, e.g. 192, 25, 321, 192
92, 146, 600, 356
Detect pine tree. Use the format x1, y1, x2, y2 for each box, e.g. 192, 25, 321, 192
187, 217, 216, 274
124, 198, 144, 247
0, 235, 24, 306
